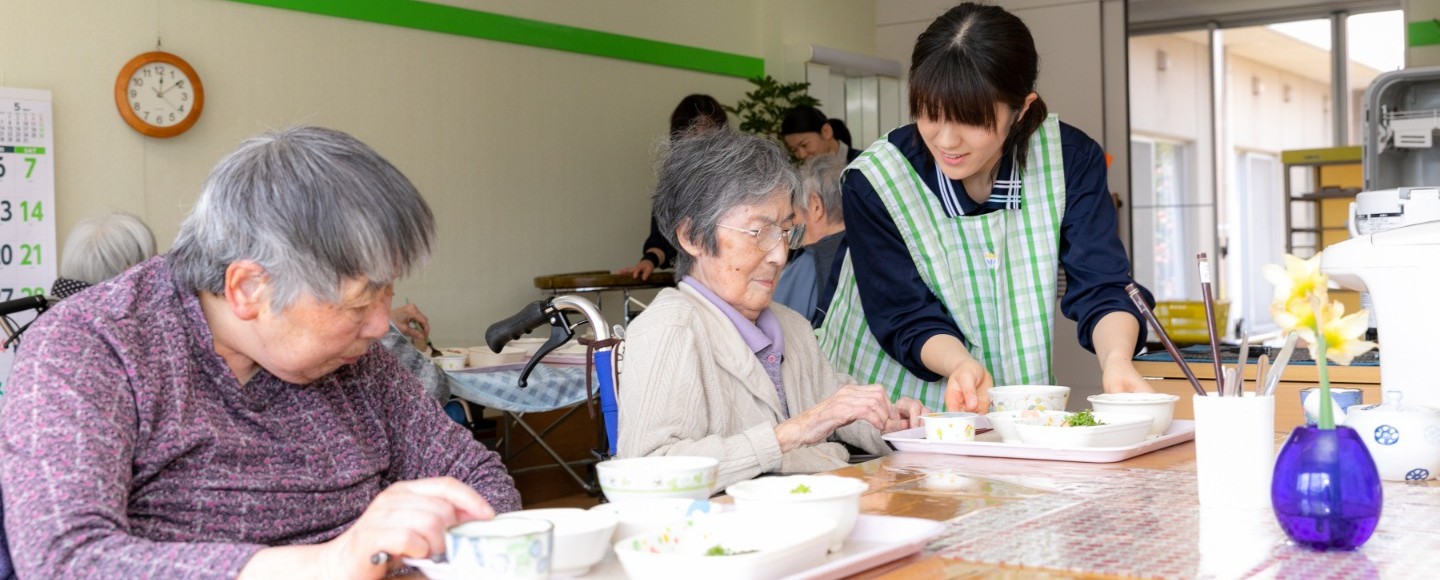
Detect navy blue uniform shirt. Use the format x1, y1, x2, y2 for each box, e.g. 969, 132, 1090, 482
841, 122, 1151, 381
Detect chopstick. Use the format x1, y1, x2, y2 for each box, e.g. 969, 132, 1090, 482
1197, 253, 1225, 396
1263, 332, 1300, 397
1234, 330, 1250, 396
1127, 283, 1208, 397
1254, 354, 1269, 397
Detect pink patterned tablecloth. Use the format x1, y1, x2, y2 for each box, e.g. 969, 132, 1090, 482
900, 458, 1440, 578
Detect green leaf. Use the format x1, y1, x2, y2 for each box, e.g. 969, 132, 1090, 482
725, 75, 823, 160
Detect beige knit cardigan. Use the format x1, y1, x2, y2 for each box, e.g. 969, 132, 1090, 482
617, 283, 892, 491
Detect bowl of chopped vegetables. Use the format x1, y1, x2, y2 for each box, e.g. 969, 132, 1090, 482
613, 512, 835, 580
1013, 409, 1152, 448
986, 409, 1068, 443
724, 475, 867, 553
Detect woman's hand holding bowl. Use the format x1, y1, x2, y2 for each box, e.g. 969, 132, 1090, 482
943, 356, 994, 413
309, 478, 495, 579
1100, 354, 1156, 394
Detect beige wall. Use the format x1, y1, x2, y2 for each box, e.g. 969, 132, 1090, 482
1227, 56, 1333, 152
0, 0, 874, 346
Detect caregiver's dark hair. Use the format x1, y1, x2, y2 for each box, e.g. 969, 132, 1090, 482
909, 2, 1048, 170
669, 94, 729, 137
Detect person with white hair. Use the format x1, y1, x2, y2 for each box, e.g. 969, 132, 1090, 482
1, 126, 519, 579
771, 153, 849, 327
49, 212, 156, 299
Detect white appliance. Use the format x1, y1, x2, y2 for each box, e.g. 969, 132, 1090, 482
1348, 187, 1440, 331
1322, 219, 1440, 411
1349, 187, 1440, 237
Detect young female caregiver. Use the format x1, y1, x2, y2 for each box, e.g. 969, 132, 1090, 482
818, 2, 1155, 413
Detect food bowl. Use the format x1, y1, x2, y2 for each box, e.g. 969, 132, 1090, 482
986, 410, 1067, 443
989, 385, 1070, 412
432, 353, 466, 371
442, 517, 553, 578
596, 456, 719, 502
494, 508, 617, 576
467, 345, 526, 368
725, 475, 866, 552
1087, 393, 1181, 437
613, 512, 835, 580
589, 498, 720, 542
919, 411, 979, 442
1014, 411, 1152, 448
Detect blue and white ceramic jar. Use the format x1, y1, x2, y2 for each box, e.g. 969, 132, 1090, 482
1342, 390, 1440, 481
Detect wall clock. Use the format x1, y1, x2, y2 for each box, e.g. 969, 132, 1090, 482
114, 51, 204, 138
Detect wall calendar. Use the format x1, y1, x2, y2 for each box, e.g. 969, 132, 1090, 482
0, 87, 56, 393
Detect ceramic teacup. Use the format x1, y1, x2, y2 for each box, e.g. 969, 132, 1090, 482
443, 517, 553, 578
920, 412, 979, 442
1300, 387, 1364, 425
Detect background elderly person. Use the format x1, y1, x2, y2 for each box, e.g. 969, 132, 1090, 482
618, 128, 926, 491
49, 211, 156, 299
771, 153, 849, 327
0, 126, 519, 579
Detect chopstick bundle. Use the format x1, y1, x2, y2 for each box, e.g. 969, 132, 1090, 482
1127, 283, 1207, 397
1263, 332, 1300, 397
1197, 253, 1225, 396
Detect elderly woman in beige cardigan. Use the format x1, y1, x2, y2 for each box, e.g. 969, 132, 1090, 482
617, 128, 928, 490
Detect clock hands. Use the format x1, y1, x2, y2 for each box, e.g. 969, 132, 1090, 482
151, 87, 182, 113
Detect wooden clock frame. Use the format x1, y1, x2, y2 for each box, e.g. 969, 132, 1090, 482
114, 51, 205, 138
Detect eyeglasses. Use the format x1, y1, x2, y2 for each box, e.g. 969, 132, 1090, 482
716, 223, 797, 252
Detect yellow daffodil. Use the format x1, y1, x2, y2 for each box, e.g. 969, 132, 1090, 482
1295, 301, 1377, 365
1263, 254, 1327, 309
1268, 253, 1378, 429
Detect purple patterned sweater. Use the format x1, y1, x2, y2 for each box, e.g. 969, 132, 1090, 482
0, 256, 520, 579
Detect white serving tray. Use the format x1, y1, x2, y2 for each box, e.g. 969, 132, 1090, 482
883, 418, 1196, 463
408, 514, 943, 579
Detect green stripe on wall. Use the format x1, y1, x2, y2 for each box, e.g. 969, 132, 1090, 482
224, 0, 764, 78
1409, 20, 1440, 48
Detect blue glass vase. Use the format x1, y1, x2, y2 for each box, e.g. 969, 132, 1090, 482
1271, 425, 1383, 550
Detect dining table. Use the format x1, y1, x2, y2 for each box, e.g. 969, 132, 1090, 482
830, 437, 1440, 579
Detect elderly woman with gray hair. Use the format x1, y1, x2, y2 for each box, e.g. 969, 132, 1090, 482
617, 129, 927, 490
0, 126, 519, 579
49, 211, 157, 299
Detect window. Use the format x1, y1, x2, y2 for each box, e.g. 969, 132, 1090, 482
1127, 9, 1402, 339
1132, 138, 1209, 301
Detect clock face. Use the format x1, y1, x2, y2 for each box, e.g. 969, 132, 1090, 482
125, 62, 195, 128
115, 51, 204, 138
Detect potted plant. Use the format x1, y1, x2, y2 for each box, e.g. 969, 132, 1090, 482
725, 75, 819, 146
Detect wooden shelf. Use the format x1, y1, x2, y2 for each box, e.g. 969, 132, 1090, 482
1291, 187, 1362, 200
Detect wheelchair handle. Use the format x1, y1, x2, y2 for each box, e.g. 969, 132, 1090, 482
0, 295, 47, 317
484, 300, 550, 353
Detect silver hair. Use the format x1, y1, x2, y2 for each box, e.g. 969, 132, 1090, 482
652, 128, 800, 278
58, 212, 156, 284
796, 154, 846, 225
169, 126, 435, 310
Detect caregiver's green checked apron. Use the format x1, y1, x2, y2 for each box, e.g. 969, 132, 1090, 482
818, 114, 1067, 411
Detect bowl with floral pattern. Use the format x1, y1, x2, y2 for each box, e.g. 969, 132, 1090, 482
988, 385, 1070, 413
596, 456, 719, 503
613, 512, 834, 580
